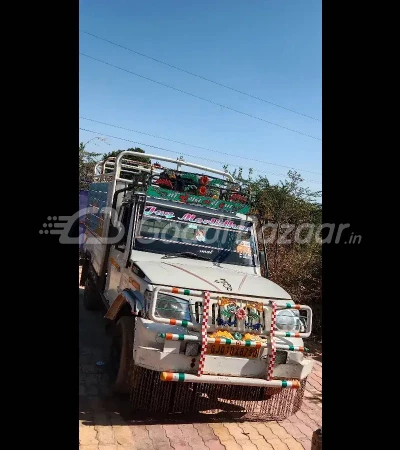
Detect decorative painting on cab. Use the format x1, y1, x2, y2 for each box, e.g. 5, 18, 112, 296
146, 185, 250, 215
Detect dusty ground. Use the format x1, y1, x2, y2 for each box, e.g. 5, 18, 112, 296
79, 271, 322, 450
303, 340, 322, 364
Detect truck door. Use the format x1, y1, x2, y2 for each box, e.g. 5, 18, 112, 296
104, 198, 134, 305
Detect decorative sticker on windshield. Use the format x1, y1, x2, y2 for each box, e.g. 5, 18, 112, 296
143, 206, 252, 232
236, 240, 252, 258
143, 206, 175, 219
195, 229, 206, 242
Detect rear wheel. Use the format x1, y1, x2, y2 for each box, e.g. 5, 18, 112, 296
83, 276, 101, 311
109, 316, 135, 395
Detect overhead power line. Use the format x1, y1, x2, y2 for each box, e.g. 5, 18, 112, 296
80, 29, 321, 123
79, 53, 322, 142
79, 126, 322, 185
80, 116, 321, 175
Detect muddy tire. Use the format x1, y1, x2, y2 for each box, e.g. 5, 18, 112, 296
83, 276, 101, 311
109, 316, 135, 395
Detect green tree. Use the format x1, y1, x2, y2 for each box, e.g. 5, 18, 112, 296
102, 147, 151, 165
227, 167, 322, 337
101, 147, 151, 181
79, 142, 101, 190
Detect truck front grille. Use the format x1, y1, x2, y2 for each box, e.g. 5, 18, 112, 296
193, 301, 266, 333
275, 350, 287, 365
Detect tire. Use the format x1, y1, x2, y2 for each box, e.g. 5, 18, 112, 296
109, 316, 135, 395
83, 276, 101, 311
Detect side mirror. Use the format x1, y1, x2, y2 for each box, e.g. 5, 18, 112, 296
259, 251, 269, 279
109, 225, 126, 248
259, 250, 266, 266
108, 224, 120, 239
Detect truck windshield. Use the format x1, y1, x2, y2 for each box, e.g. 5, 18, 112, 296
134, 204, 256, 267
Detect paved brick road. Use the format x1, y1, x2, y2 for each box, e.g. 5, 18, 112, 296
79, 276, 322, 450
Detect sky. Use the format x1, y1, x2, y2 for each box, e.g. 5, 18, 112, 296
79, 0, 322, 193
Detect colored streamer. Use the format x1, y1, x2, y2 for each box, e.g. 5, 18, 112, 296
266, 301, 277, 381
197, 291, 211, 376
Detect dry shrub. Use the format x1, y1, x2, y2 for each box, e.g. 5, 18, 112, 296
267, 243, 322, 338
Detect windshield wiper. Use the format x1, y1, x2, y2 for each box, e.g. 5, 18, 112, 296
161, 251, 212, 261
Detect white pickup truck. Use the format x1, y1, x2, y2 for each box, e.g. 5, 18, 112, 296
80, 151, 313, 420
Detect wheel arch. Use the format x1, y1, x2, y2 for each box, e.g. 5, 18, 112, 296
104, 289, 144, 322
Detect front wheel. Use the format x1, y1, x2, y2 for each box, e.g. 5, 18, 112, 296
109, 316, 135, 395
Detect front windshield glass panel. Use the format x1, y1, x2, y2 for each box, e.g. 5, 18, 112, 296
134, 204, 256, 266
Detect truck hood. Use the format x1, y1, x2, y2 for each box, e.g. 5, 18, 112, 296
134, 260, 291, 300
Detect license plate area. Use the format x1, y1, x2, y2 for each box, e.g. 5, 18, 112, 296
206, 343, 260, 359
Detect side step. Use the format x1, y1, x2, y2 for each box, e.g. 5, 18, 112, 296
160, 372, 301, 389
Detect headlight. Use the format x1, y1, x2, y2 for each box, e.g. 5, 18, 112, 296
275, 309, 300, 332
155, 294, 192, 322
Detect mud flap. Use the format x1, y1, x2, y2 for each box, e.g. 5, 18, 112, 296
104, 294, 127, 320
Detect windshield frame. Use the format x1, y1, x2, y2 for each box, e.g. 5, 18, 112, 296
133, 200, 258, 267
